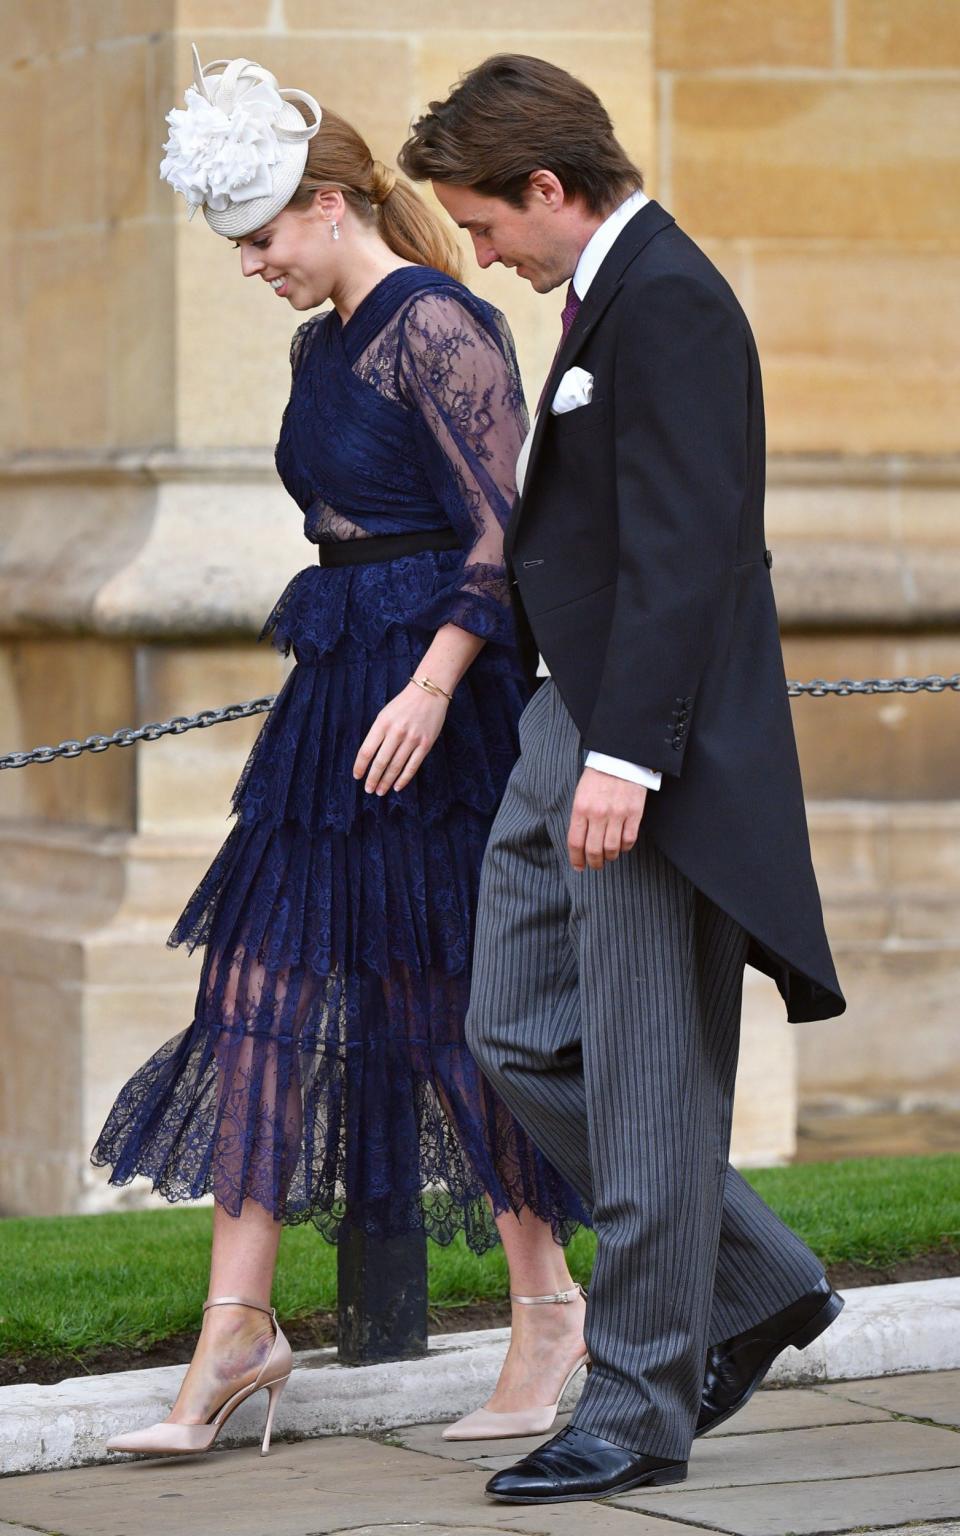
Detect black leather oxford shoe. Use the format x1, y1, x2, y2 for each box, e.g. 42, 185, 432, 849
697, 1277, 844, 1437
484, 1425, 687, 1504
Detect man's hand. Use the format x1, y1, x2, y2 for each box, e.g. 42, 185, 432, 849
567, 766, 647, 871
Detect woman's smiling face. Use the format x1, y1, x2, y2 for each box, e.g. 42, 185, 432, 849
232, 197, 340, 309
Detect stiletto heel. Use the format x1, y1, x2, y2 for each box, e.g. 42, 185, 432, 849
443, 1283, 589, 1441
260, 1373, 290, 1456
106, 1295, 294, 1459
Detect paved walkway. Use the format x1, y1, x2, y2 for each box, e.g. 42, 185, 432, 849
1, 1371, 957, 1536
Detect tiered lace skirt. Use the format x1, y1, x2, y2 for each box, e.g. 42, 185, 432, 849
92, 556, 587, 1252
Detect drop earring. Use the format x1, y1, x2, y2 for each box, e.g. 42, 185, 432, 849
331, 220, 340, 241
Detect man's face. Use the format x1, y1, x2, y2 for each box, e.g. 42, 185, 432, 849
432, 179, 576, 294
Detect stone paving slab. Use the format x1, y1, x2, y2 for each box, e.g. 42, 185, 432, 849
880, 1526, 960, 1536
613, 1468, 960, 1536
0, 1436, 704, 1536
821, 1367, 960, 1426
638, 1419, 960, 1491
700, 1384, 892, 1435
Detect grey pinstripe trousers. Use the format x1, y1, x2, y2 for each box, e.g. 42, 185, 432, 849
466, 681, 824, 1459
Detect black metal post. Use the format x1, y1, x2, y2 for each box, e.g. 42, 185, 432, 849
337, 1224, 429, 1365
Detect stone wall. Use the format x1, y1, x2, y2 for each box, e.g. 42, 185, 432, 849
1, 0, 957, 1214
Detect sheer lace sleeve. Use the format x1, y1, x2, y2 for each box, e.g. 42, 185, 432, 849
289, 313, 323, 377
397, 291, 529, 644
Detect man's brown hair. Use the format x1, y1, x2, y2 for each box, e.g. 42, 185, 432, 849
398, 54, 643, 215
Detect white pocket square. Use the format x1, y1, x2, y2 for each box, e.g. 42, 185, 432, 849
550, 366, 594, 415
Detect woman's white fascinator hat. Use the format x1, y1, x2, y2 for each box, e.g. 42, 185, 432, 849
160, 46, 322, 237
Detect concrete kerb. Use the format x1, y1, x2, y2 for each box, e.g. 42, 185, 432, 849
2, 1278, 958, 1477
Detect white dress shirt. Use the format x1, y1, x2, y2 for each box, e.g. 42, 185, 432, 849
522, 187, 662, 792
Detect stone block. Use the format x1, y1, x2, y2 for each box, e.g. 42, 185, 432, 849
176, 0, 276, 27
805, 803, 889, 892
107, 1, 176, 39
774, 541, 960, 628
6, 0, 74, 61
0, 1149, 83, 1223
0, 456, 313, 641
626, 1419, 960, 1492
135, 644, 286, 834
98, 40, 152, 224
85, 471, 309, 634
285, 0, 648, 29
33, 50, 103, 231
698, 239, 752, 300
702, 1384, 889, 1435
0, 68, 44, 243
616, 1468, 960, 1536
0, 638, 136, 830
105, 222, 177, 448
671, 80, 960, 241
765, 456, 960, 555
731, 971, 797, 1166
0, 645, 28, 793
893, 893, 960, 943
821, 1369, 960, 1427
0, 972, 83, 1216
848, 0, 960, 68
765, 365, 960, 458
656, 0, 833, 69
16, 232, 110, 452
797, 945, 960, 1098
767, 474, 897, 548
174, 213, 297, 451
145, 31, 178, 221
820, 897, 893, 943
0, 819, 211, 1215
751, 248, 960, 456
783, 635, 960, 801
888, 815, 960, 889
0, 240, 24, 455
82, 976, 202, 1154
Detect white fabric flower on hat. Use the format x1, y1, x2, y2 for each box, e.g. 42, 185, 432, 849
160, 80, 285, 214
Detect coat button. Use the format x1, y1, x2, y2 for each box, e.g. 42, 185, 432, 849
764, 548, 774, 568
672, 735, 683, 749
677, 710, 688, 723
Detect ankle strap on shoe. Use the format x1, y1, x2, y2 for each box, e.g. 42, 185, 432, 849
203, 1295, 275, 1317
509, 1283, 586, 1306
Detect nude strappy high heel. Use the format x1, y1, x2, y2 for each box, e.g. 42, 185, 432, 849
105, 1296, 293, 1458
442, 1282, 589, 1441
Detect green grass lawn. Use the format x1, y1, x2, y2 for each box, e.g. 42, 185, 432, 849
0, 1154, 956, 1361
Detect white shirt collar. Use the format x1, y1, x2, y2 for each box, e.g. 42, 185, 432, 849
571, 187, 650, 302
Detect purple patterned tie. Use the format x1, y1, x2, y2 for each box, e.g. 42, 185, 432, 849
559, 280, 582, 341
538, 280, 582, 412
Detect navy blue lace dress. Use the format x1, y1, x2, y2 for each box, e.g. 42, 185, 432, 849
92, 266, 587, 1252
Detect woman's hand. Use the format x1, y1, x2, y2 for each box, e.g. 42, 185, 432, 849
353, 681, 449, 795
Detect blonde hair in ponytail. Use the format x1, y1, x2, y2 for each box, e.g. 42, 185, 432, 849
287, 104, 462, 280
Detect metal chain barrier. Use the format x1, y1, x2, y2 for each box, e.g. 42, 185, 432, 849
1, 675, 957, 772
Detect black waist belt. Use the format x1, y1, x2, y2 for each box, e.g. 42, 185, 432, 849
317, 528, 462, 567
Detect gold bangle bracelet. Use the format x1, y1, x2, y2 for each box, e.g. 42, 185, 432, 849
410, 674, 454, 704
